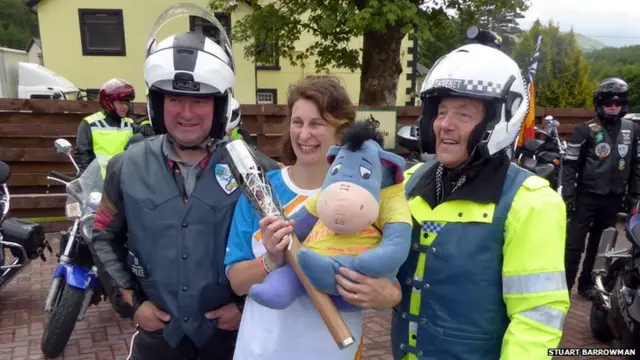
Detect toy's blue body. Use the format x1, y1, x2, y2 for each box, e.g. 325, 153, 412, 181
248, 123, 413, 310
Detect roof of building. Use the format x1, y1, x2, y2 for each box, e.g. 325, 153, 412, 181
25, 37, 41, 52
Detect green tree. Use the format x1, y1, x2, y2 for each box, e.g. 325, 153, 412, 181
0, 0, 37, 50
587, 46, 640, 112
512, 20, 594, 108
418, 0, 530, 69
208, 0, 443, 106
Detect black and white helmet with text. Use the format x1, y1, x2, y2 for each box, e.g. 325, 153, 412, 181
418, 44, 530, 161
143, 3, 236, 143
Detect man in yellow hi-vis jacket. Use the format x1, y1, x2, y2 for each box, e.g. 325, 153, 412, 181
332, 42, 570, 360
74, 78, 136, 178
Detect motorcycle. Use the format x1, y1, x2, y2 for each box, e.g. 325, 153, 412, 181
40, 138, 108, 358
0, 162, 49, 291
516, 119, 567, 195
589, 213, 640, 352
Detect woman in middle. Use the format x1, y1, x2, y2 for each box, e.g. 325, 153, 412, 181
224, 76, 363, 360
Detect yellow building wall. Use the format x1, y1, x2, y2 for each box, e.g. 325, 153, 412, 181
35, 0, 416, 106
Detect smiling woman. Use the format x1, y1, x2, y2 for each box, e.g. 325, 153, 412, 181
282, 77, 355, 166
223, 76, 368, 360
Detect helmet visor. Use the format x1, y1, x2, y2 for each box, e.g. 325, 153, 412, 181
146, 3, 235, 72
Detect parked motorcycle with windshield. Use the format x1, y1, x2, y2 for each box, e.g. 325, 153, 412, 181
40, 138, 108, 358
589, 211, 640, 353
516, 116, 567, 195
0, 162, 49, 292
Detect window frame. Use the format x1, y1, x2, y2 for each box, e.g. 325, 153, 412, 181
78, 9, 127, 57
188, 13, 232, 48
256, 88, 277, 104
255, 39, 280, 70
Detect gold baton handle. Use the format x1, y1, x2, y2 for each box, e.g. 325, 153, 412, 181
284, 233, 355, 350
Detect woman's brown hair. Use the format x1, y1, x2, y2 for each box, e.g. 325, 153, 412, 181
281, 76, 356, 163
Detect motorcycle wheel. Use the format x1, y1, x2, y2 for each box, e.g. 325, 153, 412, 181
589, 259, 625, 344
40, 284, 85, 358
590, 304, 614, 343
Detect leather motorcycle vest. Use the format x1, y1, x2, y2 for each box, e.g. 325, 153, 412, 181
119, 136, 240, 347
579, 118, 634, 196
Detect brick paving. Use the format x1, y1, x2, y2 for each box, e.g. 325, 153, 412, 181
0, 233, 632, 360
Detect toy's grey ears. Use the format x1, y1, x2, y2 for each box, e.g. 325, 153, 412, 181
379, 149, 406, 184
326, 145, 341, 164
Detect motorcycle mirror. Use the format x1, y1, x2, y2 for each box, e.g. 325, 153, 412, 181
54, 138, 81, 175
54, 139, 73, 156
524, 139, 541, 152
0, 161, 11, 184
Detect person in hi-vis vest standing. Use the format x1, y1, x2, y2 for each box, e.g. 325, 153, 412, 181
74, 78, 136, 178
333, 42, 571, 360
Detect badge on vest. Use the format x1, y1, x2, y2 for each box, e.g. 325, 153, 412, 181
128, 251, 148, 278
619, 144, 629, 157
596, 131, 604, 144
622, 129, 632, 145
215, 164, 239, 195
589, 123, 602, 132
595, 132, 604, 143
619, 159, 626, 171
595, 142, 611, 158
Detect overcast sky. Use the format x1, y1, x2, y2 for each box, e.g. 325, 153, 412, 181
518, 0, 640, 47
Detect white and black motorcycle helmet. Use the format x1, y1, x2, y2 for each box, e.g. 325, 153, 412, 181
417, 43, 530, 163
226, 97, 241, 134
143, 3, 236, 144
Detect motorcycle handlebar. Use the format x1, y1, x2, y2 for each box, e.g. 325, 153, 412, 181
50, 171, 75, 183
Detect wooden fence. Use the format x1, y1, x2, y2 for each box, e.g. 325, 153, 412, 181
0, 98, 596, 233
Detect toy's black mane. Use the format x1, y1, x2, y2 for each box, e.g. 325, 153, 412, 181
341, 120, 385, 152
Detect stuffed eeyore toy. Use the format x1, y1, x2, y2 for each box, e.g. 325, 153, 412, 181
249, 120, 413, 310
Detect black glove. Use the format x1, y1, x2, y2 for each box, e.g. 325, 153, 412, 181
137, 124, 155, 137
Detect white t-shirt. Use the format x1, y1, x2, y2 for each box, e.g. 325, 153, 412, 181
224, 168, 364, 360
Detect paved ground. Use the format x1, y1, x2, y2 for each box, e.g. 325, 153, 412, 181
0, 233, 632, 360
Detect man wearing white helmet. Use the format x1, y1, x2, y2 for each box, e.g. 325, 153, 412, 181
225, 97, 254, 145
88, 16, 278, 360
338, 43, 570, 359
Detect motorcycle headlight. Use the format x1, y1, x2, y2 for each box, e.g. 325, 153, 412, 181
78, 213, 96, 242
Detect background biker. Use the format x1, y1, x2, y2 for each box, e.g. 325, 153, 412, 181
74, 78, 136, 177
562, 77, 640, 300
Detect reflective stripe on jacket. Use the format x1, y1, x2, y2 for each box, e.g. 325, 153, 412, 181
84, 111, 134, 178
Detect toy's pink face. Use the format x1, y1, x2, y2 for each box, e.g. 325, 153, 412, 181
316, 181, 379, 234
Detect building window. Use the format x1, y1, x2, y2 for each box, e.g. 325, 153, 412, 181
189, 14, 231, 47
256, 40, 279, 70
256, 89, 277, 104
78, 9, 126, 56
